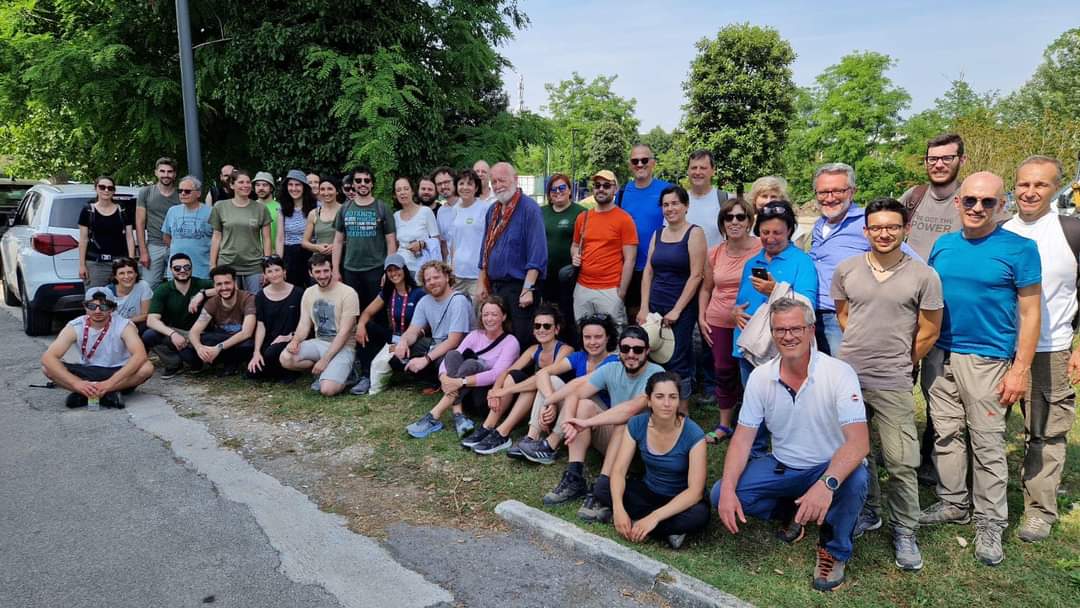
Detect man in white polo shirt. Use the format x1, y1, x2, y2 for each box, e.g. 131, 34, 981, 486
1003, 155, 1080, 543
713, 298, 869, 592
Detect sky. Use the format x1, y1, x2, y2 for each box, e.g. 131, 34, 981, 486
498, 1, 1080, 131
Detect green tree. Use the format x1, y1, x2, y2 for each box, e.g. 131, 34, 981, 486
0, 0, 539, 192
783, 51, 911, 202
586, 121, 631, 183
1001, 27, 1080, 123
683, 24, 796, 194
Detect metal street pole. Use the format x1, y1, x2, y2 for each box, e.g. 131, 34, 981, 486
175, 0, 202, 181
570, 128, 577, 202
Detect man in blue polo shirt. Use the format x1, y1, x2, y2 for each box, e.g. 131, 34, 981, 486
920, 171, 1042, 567
808, 163, 919, 356
477, 162, 548, 347
619, 144, 670, 320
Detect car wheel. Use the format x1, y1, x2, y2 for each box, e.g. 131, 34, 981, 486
19, 279, 51, 336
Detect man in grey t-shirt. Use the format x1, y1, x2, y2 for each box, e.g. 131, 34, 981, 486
137, 157, 180, 290
832, 198, 943, 571
391, 261, 473, 384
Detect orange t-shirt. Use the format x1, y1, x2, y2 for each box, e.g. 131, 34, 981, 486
574, 207, 639, 289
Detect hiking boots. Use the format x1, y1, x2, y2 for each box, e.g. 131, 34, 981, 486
812, 547, 846, 591
1016, 516, 1052, 543
918, 501, 971, 525
542, 469, 588, 505
974, 520, 1005, 566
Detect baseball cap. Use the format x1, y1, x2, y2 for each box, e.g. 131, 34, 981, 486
384, 253, 407, 270
84, 286, 118, 305
591, 170, 617, 184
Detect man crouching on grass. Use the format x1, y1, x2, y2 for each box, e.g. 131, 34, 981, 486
713, 298, 869, 592
41, 287, 154, 409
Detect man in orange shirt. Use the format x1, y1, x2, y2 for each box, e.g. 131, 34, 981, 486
570, 170, 638, 328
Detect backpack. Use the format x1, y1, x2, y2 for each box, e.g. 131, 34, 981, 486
1058, 214, 1080, 328
902, 184, 930, 217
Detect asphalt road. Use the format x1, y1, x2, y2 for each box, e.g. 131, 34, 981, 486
0, 305, 656, 608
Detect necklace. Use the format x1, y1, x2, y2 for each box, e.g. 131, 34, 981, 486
866, 252, 906, 273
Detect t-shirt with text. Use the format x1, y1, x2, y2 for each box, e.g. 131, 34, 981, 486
335, 200, 395, 272
301, 282, 360, 348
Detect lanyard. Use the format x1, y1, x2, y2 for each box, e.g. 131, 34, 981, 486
389, 290, 409, 333
81, 316, 111, 362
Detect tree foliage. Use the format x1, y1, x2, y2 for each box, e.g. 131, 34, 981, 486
682, 23, 796, 193
0, 0, 541, 192
586, 120, 631, 184
1001, 27, 1080, 123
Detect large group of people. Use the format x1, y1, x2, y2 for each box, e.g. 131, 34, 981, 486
46, 133, 1078, 592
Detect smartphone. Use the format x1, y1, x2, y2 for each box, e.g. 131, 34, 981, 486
751, 267, 769, 280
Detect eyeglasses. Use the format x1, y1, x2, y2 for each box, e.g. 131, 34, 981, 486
84, 302, 115, 312
771, 325, 809, 338
629, 157, 652, 166
866, 224, 903, 234
533, 322, 554, 330
593, 182, 615, 190
96, 184, 116, 192
178, 188, 196, 195
723, 213, 748, 222
815, 187, 850, 199
171, 264, 192, 272
925, 155, 960, 165
355, 177, 372, 184
960, 196, 999, 209
619, 344, 648, 355
549, 184, 569, 194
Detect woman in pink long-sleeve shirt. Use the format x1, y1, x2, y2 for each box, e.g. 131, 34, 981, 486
409, 296, 520, 439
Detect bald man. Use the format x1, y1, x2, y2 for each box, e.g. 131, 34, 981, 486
919, 172, 1042, 567
473, 160, 495, 203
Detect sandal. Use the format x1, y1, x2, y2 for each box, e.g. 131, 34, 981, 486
705, 424, 734, 444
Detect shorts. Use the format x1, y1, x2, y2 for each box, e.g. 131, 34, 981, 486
297, 339, 356, 384
64, 362, 122, 382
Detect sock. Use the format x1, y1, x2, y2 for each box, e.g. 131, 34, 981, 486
568, 461, 584, 477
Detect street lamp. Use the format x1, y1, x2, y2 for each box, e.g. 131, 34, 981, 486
175, 0, 202, 181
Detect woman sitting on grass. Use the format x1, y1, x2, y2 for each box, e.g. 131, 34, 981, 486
354, 253, 425, 395
510, 313, 619, 464
406, 296, 520, 439
462, 304, 574, 455
591, 370, 709, 550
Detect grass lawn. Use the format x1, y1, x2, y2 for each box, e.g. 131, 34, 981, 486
193, 375, 1080, 608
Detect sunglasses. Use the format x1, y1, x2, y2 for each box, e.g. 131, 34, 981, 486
593, 181, 615, 190
84, 302, 115, 312
171, 264, 192, 272
355, 177, 373, 184
760, 204, 789, 217
178, 188, 196, 195
619, 344, 647, 355
549, 184, 569, 194
723, 213, 748, 222
96, 184, 116, 192
629, 158, 652, 166
960, 196, 999, 209
579, 313, 611, 325
533, 322, 554, 331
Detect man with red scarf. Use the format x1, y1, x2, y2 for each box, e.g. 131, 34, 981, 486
477, 162, 548, 347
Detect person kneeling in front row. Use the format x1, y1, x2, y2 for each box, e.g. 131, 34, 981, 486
41, 287, 154, 409
713, 298, 869, 592
592, 371, 709, 550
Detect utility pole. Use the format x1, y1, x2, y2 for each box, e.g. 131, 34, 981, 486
175, 0, 203, 181
570, 128, 578, 202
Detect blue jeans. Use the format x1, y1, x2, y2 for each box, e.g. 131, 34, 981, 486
815, 311, 843, 356
710, 455, 869, 561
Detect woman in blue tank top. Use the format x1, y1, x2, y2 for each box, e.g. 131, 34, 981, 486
637, 186, 707, 406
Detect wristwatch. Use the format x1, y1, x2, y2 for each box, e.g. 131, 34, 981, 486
819, 474, 840, 492
216, 343, 225, 352
522, 283, 535, 292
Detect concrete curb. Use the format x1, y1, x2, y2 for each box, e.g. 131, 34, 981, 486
495, 500, 753, 608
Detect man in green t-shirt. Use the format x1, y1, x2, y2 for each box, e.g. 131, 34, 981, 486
332, 166, 398, 309
141, 253, 215, 377
253, 171, 281, 255
136, 157, 180, 291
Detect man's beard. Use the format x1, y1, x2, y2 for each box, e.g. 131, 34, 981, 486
494, 189, 514, 204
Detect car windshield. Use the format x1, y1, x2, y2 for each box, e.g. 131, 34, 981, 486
0, 187, 29, 207
49, 194, 135, 229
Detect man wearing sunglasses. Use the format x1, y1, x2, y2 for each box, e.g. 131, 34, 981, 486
162, 176, 213, 279
921, 172, 1042, 566
1002, 156, 1079, 544
42, 287, 154, 409
621, 144, 670, 320
570, 170, 638, 329
135, 157, 180, 291
333, 167, 397, 318
142, 253, 216, 378
714, 298, 869, 591
537, 326, 663, 510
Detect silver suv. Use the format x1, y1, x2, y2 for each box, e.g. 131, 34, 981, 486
1, 184, 136, 335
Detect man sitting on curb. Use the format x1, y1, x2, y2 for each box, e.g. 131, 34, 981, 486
714, 298, 869, 592
141, 253, 215, 378
41, 287, 154, 409
531, 326, 663, 511
280, 254, 360, 396
182, 265, 256, 374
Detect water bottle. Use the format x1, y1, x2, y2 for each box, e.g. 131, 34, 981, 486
87, 396, 101, 411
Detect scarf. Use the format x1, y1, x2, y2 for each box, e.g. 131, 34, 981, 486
480, 190, 521, 287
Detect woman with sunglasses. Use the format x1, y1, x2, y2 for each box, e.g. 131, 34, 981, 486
540, 173, 585, 343
79, 176, 135, 287
698, 197, 761, 442
463, 303, 574, 455
302, 175, 344, 266
354, 253, 425, 396
637, 186, 707, 407
278, 169, 318, 287
209, 169, 273, 294
446, 169, 491, 300
108, 258, 152, 327
592, 370, 709, 550
247, 255, 303, 382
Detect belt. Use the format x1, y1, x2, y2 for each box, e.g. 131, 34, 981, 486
87, 253, 115, 263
